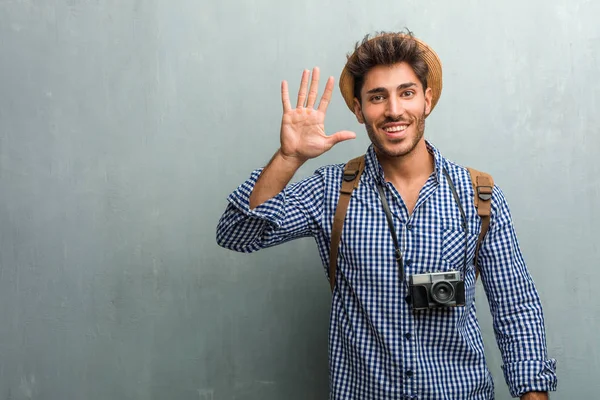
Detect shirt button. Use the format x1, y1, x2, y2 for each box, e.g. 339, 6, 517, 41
405, 259, 412, 266
406, 224, 414, 231
405, 333, 412, 340
406, 370, 414, 378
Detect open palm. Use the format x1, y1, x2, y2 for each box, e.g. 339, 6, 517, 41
279, 68, 356, 161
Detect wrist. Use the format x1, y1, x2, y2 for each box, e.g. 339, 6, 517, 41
520, 392, 548, 400
276, 149, 307, 170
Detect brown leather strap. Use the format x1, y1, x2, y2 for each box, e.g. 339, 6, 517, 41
467, 167, 494, 280
329, 156, 366, 292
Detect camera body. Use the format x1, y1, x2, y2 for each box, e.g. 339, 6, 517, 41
409, 271, 465, 310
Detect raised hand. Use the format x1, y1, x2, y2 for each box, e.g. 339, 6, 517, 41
279, 67, 356, 162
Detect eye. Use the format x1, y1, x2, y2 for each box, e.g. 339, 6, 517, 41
401, 90, 416, 97
370, 95, 385, 103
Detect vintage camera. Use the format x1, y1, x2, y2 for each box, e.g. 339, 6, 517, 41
409, 271, 465, 310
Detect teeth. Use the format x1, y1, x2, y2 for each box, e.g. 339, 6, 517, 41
384, 125, 408, 132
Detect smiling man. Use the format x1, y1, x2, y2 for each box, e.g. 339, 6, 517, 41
216, 31, 557, 400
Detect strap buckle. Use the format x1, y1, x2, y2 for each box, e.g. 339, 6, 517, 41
343, 170, 358, 182
477, 186, 493, 201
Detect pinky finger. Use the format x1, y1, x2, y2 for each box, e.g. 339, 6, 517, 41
281, 80, 292, 112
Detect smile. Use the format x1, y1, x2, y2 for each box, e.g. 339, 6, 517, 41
383, 125, 408, 132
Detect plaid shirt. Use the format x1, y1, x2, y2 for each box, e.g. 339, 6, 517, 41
216, 142, 557, 399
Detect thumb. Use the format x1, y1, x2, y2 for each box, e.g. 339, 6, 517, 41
327, 130, 356, 147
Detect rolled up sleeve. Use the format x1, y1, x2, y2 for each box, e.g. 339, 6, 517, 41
502, 359, 557, 397
216, 168, 326, 253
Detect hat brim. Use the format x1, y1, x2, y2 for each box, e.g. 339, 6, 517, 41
339, 35, 443, 115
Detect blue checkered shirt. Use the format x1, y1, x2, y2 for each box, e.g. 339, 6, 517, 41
216, 142, 557, 399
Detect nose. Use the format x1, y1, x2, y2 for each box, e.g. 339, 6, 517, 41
385, 95, 405, 118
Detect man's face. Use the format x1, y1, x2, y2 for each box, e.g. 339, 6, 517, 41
353, 62, 433, 159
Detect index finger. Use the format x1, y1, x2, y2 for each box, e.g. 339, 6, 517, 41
281, 80, 292, 112
317, 76, 335, 113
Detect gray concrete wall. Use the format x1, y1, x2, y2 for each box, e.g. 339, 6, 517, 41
0, 0, 598, 398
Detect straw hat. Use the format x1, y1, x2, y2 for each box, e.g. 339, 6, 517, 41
339, 34, 443, 114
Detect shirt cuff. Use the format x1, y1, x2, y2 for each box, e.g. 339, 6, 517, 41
502, 359, 558, 398
226, 168, 286, 228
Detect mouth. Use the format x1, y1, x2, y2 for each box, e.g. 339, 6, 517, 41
381, 123, 410, 138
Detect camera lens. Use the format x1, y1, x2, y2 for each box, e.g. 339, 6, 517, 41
431, 281, 455, 304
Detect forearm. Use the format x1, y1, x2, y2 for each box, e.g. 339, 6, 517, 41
217, 156, 327, 252
521, 392, 548, 400
249, 149, 306, 209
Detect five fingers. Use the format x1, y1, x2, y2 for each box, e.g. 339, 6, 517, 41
280, 69, 354, 154
281, 68, 334, 112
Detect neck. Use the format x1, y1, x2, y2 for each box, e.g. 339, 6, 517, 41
376, 139, 435, 184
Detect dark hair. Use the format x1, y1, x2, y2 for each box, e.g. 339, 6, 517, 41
345, 30, 429, 103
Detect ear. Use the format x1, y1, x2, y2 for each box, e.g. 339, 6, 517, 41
424, 87, 433, 116
353, 98, 365, 124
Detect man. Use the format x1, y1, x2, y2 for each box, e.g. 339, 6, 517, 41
216, 31, 557, 399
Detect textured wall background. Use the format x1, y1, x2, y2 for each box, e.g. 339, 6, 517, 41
1, 0, 598, 398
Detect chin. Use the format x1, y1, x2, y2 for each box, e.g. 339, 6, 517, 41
380, 137, 423, 158
376, 144, 409, 158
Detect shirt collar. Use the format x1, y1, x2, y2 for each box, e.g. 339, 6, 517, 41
363, 140, 444, 185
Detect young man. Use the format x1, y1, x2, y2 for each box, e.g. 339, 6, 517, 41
216, 31, 557, 400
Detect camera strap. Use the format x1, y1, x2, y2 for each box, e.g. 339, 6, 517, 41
376, 183, 405, 282
442, 168, 469, 274
375, 168, 469, 282
329, 155, 494, 293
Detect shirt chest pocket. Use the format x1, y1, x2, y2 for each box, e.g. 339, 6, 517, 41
441, 217, 478, 269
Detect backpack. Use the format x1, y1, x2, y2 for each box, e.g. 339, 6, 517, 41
328, 155, 493, 292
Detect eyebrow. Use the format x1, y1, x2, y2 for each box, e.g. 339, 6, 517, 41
365, 82, 417, 94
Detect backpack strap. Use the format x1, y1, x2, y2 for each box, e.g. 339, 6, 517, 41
467, 167, 494, 280
329, 155, 366, 292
